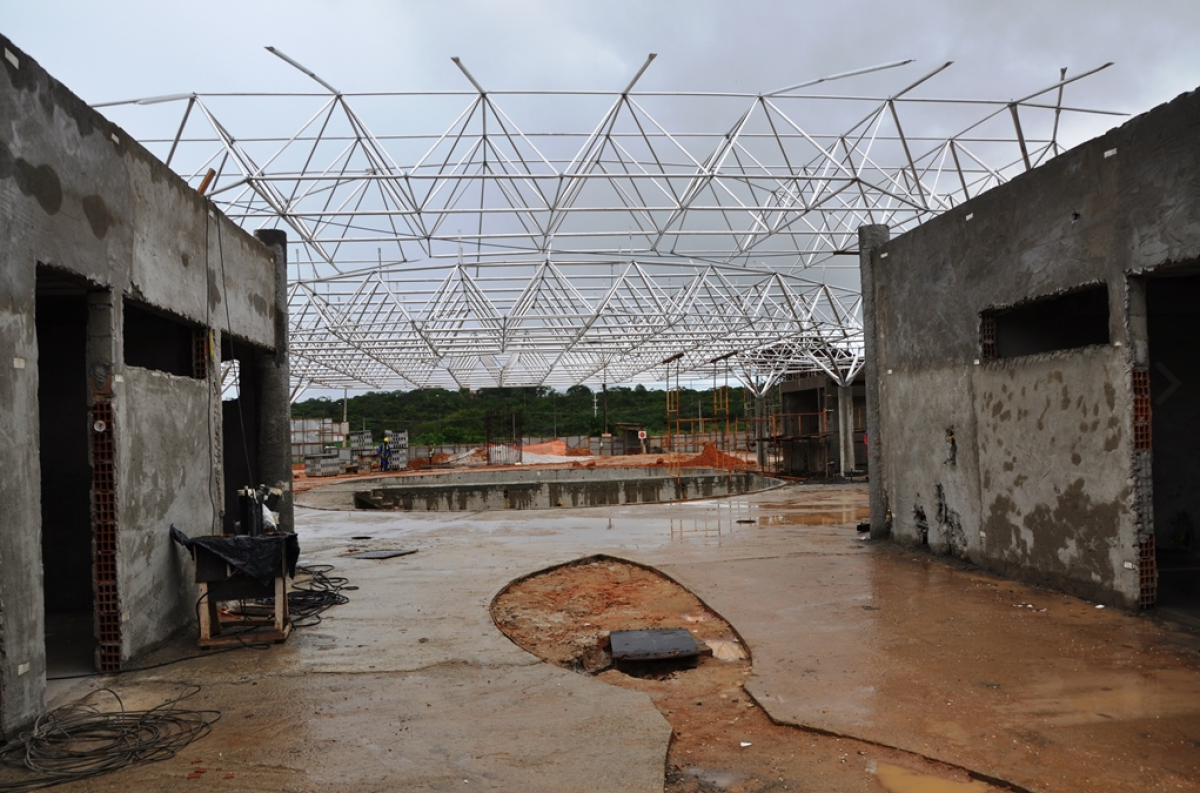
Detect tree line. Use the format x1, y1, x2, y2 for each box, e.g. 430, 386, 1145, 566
292, 384, 752, 445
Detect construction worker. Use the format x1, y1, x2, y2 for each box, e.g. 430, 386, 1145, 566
378, 435, 392, 471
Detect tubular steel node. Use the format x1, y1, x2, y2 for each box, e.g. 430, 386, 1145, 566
97, 55, 1121, 397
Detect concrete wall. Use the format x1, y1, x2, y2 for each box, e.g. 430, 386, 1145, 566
866, 86, 1200, 609
117, 368, 216, 658
0, 35, 284, 734
358, 469, 780, 511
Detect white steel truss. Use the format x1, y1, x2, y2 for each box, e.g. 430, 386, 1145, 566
98, 55, 1120, 395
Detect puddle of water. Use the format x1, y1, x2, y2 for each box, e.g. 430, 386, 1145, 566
875, 763, 994, 793
758, 507, 869, 526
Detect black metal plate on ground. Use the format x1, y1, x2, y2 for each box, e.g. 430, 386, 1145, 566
610, 628, 700, 661
347, 549, 418, 559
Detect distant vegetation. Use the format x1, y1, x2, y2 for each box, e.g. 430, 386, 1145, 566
291, 385, 753, 445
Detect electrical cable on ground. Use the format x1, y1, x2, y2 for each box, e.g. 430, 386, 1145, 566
234, 564, 352, 629
0, 687, 219, 792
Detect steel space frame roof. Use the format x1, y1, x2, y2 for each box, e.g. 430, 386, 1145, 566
98, 54, 1119, 397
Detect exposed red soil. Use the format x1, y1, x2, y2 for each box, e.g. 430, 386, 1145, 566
492, 558, 999, 792
681, 442, 754, 470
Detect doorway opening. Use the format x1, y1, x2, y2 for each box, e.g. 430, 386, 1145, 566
1145, 270, 1200, 623
220, 337, 263, 533
35, 267, 96, 677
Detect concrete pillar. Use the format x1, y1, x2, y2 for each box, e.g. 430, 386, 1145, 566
858, 224, 890, 538
837, 384, 855, 476
254, 229, 293, 533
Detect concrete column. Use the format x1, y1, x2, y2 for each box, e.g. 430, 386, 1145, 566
837, 384, 855, 476
858, 224, 890, 538
254, 229, 293, 533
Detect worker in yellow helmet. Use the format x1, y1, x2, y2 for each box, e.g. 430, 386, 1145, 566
378, 435, 392, 471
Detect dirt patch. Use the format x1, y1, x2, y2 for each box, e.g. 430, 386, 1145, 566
682, 442, 754, 470
492, 556, 1005, 792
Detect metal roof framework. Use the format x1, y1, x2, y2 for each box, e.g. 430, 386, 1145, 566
98, 54, 1120, 397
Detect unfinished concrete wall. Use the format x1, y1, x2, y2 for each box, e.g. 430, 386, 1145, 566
116, 367, 215, 658
0, 35, 285, 735
867, 86, 1200, 609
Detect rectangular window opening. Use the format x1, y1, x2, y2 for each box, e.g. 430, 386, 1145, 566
123, 300, 203, 378
981, 284, 1110, 359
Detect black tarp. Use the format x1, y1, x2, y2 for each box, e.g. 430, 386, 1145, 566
170, 526, 300, 586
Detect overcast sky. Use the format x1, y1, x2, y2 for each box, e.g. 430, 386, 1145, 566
6, 1, 1200, 121
7, 2, 1200, 395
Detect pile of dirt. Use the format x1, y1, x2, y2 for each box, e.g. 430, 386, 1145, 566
564, 447, 593, 457
521, 439, 568, 456
681, 442, 752, 470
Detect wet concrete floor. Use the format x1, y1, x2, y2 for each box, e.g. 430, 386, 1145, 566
31, 483, 1200, 792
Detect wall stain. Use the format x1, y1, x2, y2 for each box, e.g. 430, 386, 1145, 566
248, 292, 270, 318
1, 141, 63, 215
983, 494, 1024, 562
1021, 478, 1123, 582
81, 194, 115, 239
935, 483, 968, 558
207, 268, 223, 310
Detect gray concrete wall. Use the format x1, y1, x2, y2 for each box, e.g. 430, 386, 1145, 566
117, 368, 215, 658
0, 35, 283, 734
869, 86, 1200, 609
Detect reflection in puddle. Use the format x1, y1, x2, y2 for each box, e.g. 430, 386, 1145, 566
668, 501, 754, 543
875, 763, 994, 792
668, 501, 870, 540
758, 507, 870, 526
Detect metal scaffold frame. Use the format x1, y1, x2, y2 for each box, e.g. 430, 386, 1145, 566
97, 54, 1120, 398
